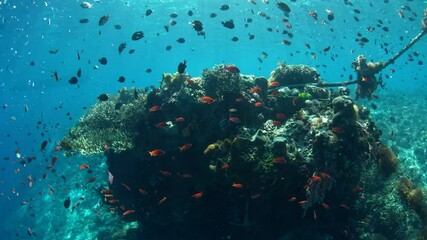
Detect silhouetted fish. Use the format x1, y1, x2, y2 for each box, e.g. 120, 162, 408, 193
64, 197, 70, 208
178, 60, 187, 74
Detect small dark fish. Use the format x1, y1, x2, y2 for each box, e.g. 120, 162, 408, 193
353, 9, 361, 14
370, 103, 377, 110
276, 1, 291, 14
354, 16, 359, 22
131, 31, 144, 40
220, 4, 229, 11
382, 27, 389, 32
64, 197, 70, 209
118, 76, 125, 83
246, 18, 253, 23
49, 49, 59, 54
231, 36, 239, 42
114, 24, 122, 30
118, 42, 126, 54
146, 68, 152, 73
170, 13, 178, 18
170, 20, 177, 26
164, 25, 169, 32
222, 19, 235, 29
166, 45, 172, 51
191, 20, 203, 32
52, 71, 60, 81
360, 37, 369, 43
99, 15, 109, 26
248, 33, 255, 40
77, 68, 81, 78
145, 9, 153, 16
79, 18, 89, 24
41, 140, 48, 151
418, 60, 424, 66
187, 10, 193, 16
210, 13, 217, 18
98, 57, 107, 65
176, 38, 185, 43
69, 76, 78, 84
129, 49, 135, 54
77, 51, 80, 60
98, 94, 109, 101
178, 60, 187, 74
30, 61, 35, 66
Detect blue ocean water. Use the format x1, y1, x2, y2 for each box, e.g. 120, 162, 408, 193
0, 0, 426, 239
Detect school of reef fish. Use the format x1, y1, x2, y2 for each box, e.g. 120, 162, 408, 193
2, 0, 427, 239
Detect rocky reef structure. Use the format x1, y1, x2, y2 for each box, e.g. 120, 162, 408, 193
62, 64, 426, 240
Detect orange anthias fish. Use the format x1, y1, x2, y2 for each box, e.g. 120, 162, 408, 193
251, 87, 262, 93
149, 105, 161, 112
179, 143, 192, 152
268, 81, 280, 87
200, 96, 215, 103
148, 149, 166, 157
229, 117, 241, 123
79, 164, 90, 170
123, 209, 135, 216
272, 157, 286, 164
232, 183, 244, 189
155, 122, 169, 128
191, 192, 203, 199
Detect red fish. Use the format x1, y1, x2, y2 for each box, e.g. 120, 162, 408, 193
149, 105, 161, 112
148, 149, 166, 157
123, 209, 135, 216
268, 81, 280, 87
200, 96, 215, 103
250, 87, 262, 93
179, 143, 192, 152
221, 163, 230, 170
79, 164, 90, 170
175, 117, 185, 122
191, 192, 203, 199
255, 102, 263, 107
232, 183, 244, 189
276, 113, 286, 119
160, 170, 172, 176
272, 120, 282, 127
229, 117, 241, 123
272, 157, 286, 164
108, 199, 119, 204
155, 122, 169, 128
224, 65, 240, 73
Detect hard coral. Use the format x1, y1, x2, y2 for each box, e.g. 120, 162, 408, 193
269, 64, 321, 87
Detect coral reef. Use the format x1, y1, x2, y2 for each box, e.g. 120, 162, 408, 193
63, 64, 410, 240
